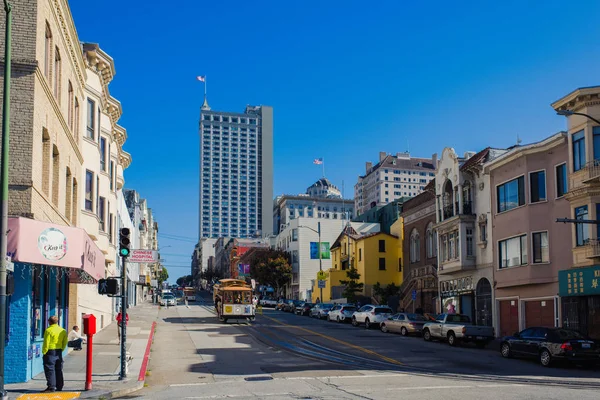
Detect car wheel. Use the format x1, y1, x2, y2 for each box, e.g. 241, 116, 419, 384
401, 327, 408, 336
381, 323, 388, 333
365, 319, 371, 329
501, 343, 512, 358
447, 332, 457, 346
423, 329, 431, 341
352, 317, 358, 327
540, 349, 552, 367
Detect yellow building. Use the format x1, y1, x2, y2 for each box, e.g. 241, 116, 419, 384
312, 223, 403, 302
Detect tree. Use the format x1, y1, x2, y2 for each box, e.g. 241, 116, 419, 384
339, 268, 364, 303
176, 275, 193, 287
158, 266, 169, 287
373, 282, 399, 305
248, 249, 292, 297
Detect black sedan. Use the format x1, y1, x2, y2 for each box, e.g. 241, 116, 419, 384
295, 302, 314, 316
500, 327, 600, 367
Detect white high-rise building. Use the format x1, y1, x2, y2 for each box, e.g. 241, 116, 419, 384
199, 101, 273, 239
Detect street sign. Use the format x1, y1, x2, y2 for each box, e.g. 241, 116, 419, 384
128, 249, 159, 263
412, 290, 417, 300
317, 271, 326, 281
318, 280, 326, 288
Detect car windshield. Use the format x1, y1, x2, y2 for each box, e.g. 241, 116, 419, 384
406, 314, 428, 321
163, 295, 174, 299
374, 307, 393, 314
445, 314, 471, 323
342, 306, 357, 312
551, 329, 587, 340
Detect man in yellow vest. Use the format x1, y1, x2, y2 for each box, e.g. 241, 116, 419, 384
41, 315, 68, 392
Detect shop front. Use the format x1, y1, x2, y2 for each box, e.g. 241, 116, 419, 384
559, 265, 600, 340
440, 273, 493, 326
4, 217, 104, 383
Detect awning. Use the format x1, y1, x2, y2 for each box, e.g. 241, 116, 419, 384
7, 217, 105, 282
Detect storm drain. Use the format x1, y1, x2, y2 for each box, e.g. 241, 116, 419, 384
244, 376, 274, 381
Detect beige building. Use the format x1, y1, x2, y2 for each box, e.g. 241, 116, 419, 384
485, 133, 571, 337
552, 86, 600, 340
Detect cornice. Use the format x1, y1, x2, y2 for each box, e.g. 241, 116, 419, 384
52, 0, 87, 88
483, 134, 566, 173
551, 86, 600, 111
119, 151, 132, 170
113, 124, 127, 148
35, 69, 84, 164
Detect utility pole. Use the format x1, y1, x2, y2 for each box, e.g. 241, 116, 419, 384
318, 221, 323, 303
0, 1, 12, 398
119, 255, 128, 379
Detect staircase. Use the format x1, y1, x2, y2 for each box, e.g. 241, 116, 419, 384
399, 265, 438, 310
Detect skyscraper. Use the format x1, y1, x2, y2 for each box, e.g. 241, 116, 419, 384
199, 101, 273, 239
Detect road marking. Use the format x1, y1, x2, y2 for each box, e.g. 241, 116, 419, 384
260, 315, 403, 365
354, 383, 525, 391
17, 393, 81, 399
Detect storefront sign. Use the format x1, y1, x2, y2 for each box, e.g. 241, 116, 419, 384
38, 228, 67, 261
558, 266, 600, 297
128, 249, 159, 263
440, 276, 473, 297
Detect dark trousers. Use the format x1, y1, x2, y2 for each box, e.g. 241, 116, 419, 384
68, 338, 83, 350
43, 349, 64, 390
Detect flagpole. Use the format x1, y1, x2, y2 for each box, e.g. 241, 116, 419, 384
322, 158, 325, 178
204, 76, 207, 98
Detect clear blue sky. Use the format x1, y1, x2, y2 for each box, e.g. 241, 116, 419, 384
69, 0, 600, 281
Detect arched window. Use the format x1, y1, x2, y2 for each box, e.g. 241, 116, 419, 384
67, 81, 74, 131
410, 229, 420, 263
426, 223, 434, 258
44, 22, 52, 79
54, 47, 61, 102
52, 145, 60, 206
74, 97, 80, 141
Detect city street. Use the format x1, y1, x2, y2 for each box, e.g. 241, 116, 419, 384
133, 293, 600, 399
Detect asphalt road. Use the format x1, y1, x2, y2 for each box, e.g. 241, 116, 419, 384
129, 293, 600, 400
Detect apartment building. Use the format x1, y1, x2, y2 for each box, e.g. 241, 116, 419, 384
485, 133, 571, 337
434, 147, 507, 325
552, 86, 600, 340
354, 152, 436, 215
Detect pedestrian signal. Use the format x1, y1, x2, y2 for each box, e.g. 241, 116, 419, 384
98, 278, 119, 295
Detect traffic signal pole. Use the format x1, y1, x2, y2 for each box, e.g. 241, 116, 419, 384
120, 255, 127, 380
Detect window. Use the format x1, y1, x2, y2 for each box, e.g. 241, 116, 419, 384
85, 170, 93, 211
410, 229, 420, 263
379, 258, 386, 271
359, 248, 362, 261
398, 258, 402, 272
497, 176, 525, 212
99, 197, 105, 231
100, 137, 107, 171
556, 163, 567, 198
108, 212, 113, 243
44, 23, 52, 79
529, 170, 546, 203
572, 130, 586, 172
292, 229, 298, 241
532, 232, 549, 263
379, 239, 386, 252
74, 98, 80, 140
96, 176, 99, 214
54, 47, 61, 102
499, 235, 527, 268
466, 228, 474, 256
109, 161, 114, 191
426, 223, 434, 258
67, 81, 73, 130
595, 127, 600, 162
575, 205, 589, 246
479, 223, 487, 242
86, 99, 95, 139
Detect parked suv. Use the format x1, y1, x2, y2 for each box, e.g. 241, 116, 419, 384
352, 305, 393, 329
327, 304, 358, 323
310, 303, 334, 319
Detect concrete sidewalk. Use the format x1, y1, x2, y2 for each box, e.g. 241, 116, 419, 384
6, 301, 160, 399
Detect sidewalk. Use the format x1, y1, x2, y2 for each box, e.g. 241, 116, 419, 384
6, 301, 159, 399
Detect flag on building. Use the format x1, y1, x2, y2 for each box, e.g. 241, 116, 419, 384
197, 76, 206, 82
313, 158, 323, 165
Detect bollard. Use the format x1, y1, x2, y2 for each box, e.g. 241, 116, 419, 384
82, 314, 97, 391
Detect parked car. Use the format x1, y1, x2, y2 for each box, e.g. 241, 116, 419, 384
310, 303, 334, 319
259, 297, 278, 307
283, 300, 301, 312
422, 313, 494, 347
352, 305, 394, 329
380, 313, 429, 336
160, 293, 177, 307
500, 327, 600, 367
275, 300, 287, 311
295, 302, 314, 316
327, 304, 358, 323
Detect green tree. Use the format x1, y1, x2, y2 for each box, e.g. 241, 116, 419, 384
340, 268, 364, 303
176, 275, 192, 287
248, 249, 292, 297
373, 282, 399, 305
158, 266, 169, 287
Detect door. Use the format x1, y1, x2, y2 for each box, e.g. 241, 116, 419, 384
460, 294, 474, 322
390, 314, 405, 333
499, 300, 519, 337
430, 314, 445, 337
522, 328, 548, 356
512, 328, 535, 355
525, 300, 555, 328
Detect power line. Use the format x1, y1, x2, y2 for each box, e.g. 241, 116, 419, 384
159, 233, 197, 241
158, 236, 197, 243
160, 253, 192, 257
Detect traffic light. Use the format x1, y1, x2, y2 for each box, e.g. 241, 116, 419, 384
119, 228, 131, 257
98, 278, 119, 295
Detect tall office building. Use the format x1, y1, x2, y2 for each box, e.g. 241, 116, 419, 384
199, 100, 273, 239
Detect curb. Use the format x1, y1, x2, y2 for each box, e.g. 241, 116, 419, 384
139, 321, 157, 381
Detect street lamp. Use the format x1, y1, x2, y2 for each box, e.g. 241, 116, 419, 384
556, 109, 600, 125
298, 222, 323, 302
0, 1, 12, 398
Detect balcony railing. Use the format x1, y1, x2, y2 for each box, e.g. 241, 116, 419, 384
571, 160, 600, 191
462, 201, 474, 215
443, 205, 454, 219
586, 239, 600, 259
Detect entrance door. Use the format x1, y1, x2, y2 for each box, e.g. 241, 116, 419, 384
460, 295, 473, 321
475, 278, 493, 326
524, 300, 555, 328
499, 300, 519, 337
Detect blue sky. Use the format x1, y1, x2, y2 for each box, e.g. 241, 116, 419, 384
69, 0, 600, 281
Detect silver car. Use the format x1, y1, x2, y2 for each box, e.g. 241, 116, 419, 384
380, 313, 429, 336
310, 303, 334, 319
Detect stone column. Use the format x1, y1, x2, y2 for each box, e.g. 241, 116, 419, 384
457, 184, 464, 215
452, 187, 457, 216
435, 195, 441, 223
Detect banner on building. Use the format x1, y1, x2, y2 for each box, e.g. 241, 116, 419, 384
238, 264, 250, 277
310, 242, 330, 259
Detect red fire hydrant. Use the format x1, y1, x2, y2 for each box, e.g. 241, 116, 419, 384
82, 314, 97, 390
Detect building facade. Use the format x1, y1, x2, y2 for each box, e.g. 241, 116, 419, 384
352, 198, 405, 235
552, 86, 600, 340
199, 103, 273, 239
485, 133, 571, 337
434, 148, 507, 325
398, 182, 438, 314
306, 177, 342, 198
276, 218, 379, 300
354, 152, 437, 215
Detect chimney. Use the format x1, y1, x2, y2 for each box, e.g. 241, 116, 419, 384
379, 152, 387, 162
432, 153, 438, 168
366, 162, 372, 173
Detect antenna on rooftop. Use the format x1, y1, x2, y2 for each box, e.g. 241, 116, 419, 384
516, 134, 522, 146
